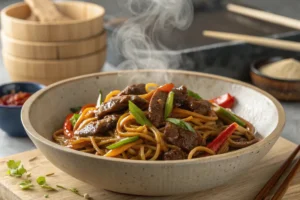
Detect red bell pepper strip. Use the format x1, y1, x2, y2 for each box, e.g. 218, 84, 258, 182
210, 93, 235, 109
207, 122, 238, 152
157, 83, 174, 93
63, 113, 74, 138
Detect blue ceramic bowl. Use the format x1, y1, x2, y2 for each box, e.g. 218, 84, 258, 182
0, 82, 44, 137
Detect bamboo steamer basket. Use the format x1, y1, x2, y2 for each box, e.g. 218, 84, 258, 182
3, 48, 106, 85
1, 31, 107, 60
1, 1, 105, 42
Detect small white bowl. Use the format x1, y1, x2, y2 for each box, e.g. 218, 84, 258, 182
21, 70, 285, 196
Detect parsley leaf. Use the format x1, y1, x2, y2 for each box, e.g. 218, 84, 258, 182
7, 160, 20, 169
7, 160, 27, 177
19, 180, 34, 190
166, 118, 195, 133
36, 176, 46, 185
36, 176, 57, 191
57, 185, 92, 199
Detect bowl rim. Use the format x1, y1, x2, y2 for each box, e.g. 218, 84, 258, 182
1, 1, 105, 26
21, 69, 286, 165
250, 56, 300, 83
0, 81, 45, 109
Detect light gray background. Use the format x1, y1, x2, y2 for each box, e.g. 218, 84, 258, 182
0, 0, 299, 157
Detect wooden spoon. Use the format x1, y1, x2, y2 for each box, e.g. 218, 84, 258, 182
24, 0, 71, 23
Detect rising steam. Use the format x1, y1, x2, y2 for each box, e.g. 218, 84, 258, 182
114, 0, 194, 70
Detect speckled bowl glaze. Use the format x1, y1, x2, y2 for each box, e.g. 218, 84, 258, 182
21, 70, 285, 196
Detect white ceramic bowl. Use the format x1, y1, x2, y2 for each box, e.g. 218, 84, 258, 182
21, 70, 285, 196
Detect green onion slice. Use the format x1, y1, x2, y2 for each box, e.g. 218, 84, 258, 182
70, 113, 80, 127
164, 91, 174, 119
96, 90, 103, 107
128, 101, 152, 126
106, 136, 140, 150
188, 90, 202, 100
213, 106, 246, 127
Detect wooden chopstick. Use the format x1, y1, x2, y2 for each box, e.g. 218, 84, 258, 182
227, 3, 300, 30
254, 145, 300, 200
271, 158, 300, 200
203, 30, 300, 52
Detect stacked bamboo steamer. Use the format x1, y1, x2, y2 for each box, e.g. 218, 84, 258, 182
1, 0, 106, 85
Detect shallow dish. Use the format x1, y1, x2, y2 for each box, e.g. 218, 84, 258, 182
0, 82, 44, 137
250, 56, 300, 101
21, 70, 285, 196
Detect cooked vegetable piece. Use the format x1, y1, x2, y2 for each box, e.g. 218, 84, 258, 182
96, 90, 103, 107
157, 83, 174, 92
164, 91, 174, 119
64, 113, 74, 138
107, 136, 140, 150
207, 123, 238, 152
70, 114, 80, 127
187, 90, 202, 100
213, 106, 246, 127
166, 118, 195, 133
210, 93, 235, 108
129, 101, 152, 126
104, 140, 142, 157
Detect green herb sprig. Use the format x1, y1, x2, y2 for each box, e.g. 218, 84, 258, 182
166, 118, 195, 133
7, 160, 27, 177
19, 180, 34, 190
36, 176, 57, 191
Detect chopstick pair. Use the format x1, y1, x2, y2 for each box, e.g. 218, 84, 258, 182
254, 145, 300, 200
203, 4, 300, 52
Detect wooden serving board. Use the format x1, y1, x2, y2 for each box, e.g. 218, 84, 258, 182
0, 137, 299, 200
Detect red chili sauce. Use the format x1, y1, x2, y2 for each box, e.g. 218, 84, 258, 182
0, 91, 31, 106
